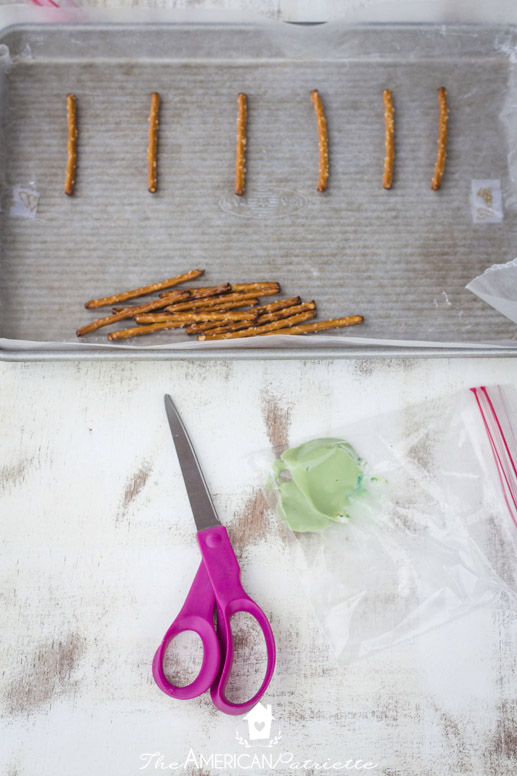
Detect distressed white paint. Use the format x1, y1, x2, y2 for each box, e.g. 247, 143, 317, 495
1, 357, 517, 776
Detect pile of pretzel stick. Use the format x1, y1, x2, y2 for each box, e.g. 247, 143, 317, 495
76, 270, 364, 342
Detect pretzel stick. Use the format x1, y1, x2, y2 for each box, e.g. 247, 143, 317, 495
65, 94, 77, 196
110, 295, 200, 313
311, 90, 329, 192
229, 282, 280, 295
137, 314, 257, 327
108, 322, 186, 340
165, 291, 273, 312
119, 283, 232, 310
164, 298, 257, 314
198, 310, 316, 341
77, 290, 190, 337
192, 300, 258, 312
157, 281, 278, 299
148, 92, 160, 193
160, 300, 258, 318
134, 314, 192, 324
113, 298, 257, 314
134, 310, 258, 324
108, 317, 255, 341
85, 270, 204, 309
383, 89, 394, 190
264, 315, 364, 336
159, 283, 231, 299
432, 87, 448, 191
185, 297, 301, 334
164, 295, 255, 312
235, 93, 247, 196
115, 289, 184, 311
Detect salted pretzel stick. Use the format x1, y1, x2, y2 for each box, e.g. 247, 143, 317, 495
134, 310, 258, 324
77, 290, 190, 337
110, 295, 200, 313
265, 315, 364, 336
311, 90, 329, 192
136, 315, 257, 327
383, 90, 394, 190
85, 270, 204, 309
148, 92, 160, 193
198, 310, 316, 341
432, 87, 448, 191
159, 283, 231, 299
164, 295, 256, 312
192, 300, 258, 312
108, 317, 255, 341
160, 300, 258, 317
65, 94, 77, 196
235, 93, 247, 196
230, 282, 280, 295
113, 298, 257, 314
135, 314, 203, 324
157, 281, 278, 299
165, 290, 275, 312
108, 322, 185, 340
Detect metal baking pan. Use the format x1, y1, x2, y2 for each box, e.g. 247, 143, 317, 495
1, 12, 517, 359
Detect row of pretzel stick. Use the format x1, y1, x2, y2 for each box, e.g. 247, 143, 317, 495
65, 91, 324, 196
65, 92, 161, 197
65, 87, 447, 196
382, 87, 448, 190
76, 269, 363, 341
247, 87, 449, 193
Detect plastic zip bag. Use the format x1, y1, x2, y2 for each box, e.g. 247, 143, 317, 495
257, 385, 517, 665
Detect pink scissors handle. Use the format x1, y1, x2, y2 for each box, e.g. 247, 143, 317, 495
198, 526, 276, 716
153, 526, 275, 715
152, 563, 221, 700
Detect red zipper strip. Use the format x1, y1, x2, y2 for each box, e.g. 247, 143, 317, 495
471, 386, 517, 530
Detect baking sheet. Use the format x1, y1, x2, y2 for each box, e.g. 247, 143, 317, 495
1, 19, 517, 356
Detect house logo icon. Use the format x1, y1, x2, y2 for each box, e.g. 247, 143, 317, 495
244, 703, 275, 740
235, 703, 282, 748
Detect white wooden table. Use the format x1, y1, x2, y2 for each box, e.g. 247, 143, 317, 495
1, 357, 517, 776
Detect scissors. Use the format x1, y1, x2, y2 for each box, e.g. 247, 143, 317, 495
152, 395, 276, 716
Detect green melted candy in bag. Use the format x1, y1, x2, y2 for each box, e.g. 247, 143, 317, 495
272, 438, 367, 532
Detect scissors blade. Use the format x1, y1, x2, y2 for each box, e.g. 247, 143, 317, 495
164, 394, 221, 532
